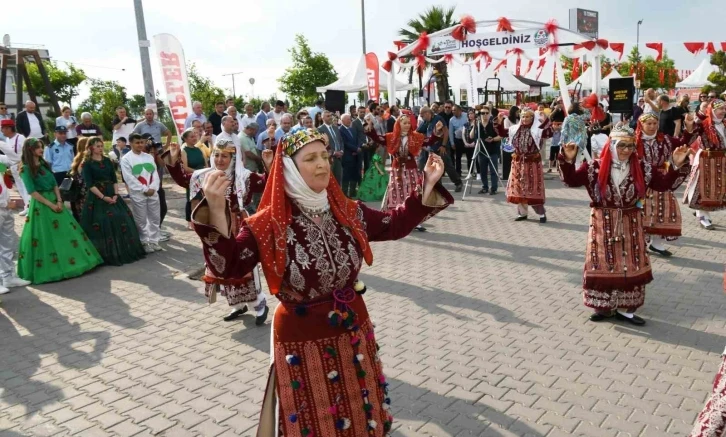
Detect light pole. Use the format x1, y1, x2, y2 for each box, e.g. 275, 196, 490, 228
132, 0, 156, 111
222, 71, 244, 99
636, 19, 643, 84
361, 0, 367, 54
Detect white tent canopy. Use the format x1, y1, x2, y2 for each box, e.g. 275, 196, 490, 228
676, 58, 718, 88
316, 55, 414, 93
567, 67, 623, 91
477, 66, 529, 92
603, 69, 622, 82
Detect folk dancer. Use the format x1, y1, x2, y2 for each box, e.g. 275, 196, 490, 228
365, 114, 444, 231
636, 113, 689, 256
192, 129, 452, 436
558, 126, 691, 325
506, 108, 553, 223
682, 99, 726, 230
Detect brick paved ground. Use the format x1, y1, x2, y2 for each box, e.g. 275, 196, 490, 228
1, 174, 724, 437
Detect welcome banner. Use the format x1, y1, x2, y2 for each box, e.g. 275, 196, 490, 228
427, 28, 550, 56
152, 33, 192, 139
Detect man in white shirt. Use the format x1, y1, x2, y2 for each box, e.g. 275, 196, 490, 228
16, 101, 46, 140
239, 104, 256, 130
270, 100, 285, 125
217, 116, 244, 172
226, 106, 244, 129
0, 120, 30, 214
112, 106, 137, 144
308, 99, 324, 123
184, 101, 207, 129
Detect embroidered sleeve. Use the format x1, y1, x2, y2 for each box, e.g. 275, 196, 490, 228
248, 172, 267, 195
365, 129, 386, 146
192, 198, 260, 280
648, 161, 691, 192
557, 154, 590, 188
360, 177, 453, 242
422, 133, 442, 148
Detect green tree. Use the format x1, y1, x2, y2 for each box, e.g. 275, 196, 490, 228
25, 61, 87, 111
278, 34, 338, 108
704, 51, 726, 96
128, 94, 147, 119
399, 6, 457, 103
188, 63, 226, 115
77, 79, 128, 139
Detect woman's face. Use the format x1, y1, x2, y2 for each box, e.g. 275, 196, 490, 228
714, 107, 726, 119
214, 150, 232, 171
185, 131, 199, 145
293, 141, 330, 193
63, 109, 71, 117
616, 141, 635, 162
468, 111, 476, 121
33, 144, 44, 157
90, 142, 103, 155
642, 118, 658, 135
521, 112, 534, 125
399, 116, 411, 133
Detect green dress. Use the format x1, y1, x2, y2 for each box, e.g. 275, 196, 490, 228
18, 162, 104, 284
81, 157, 146, 266
184, 146, 207, 221
356, 153, 389, 202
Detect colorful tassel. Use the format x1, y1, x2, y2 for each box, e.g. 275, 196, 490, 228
328, 371, 340, 382
291, 380, 302, 390
289, 413, 298, 423
368, 420, 377, 430
328, 405, 338, 415
286, 354, 301, 365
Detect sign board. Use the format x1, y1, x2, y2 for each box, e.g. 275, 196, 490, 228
607, 77, 635, 114
529, 86, 541, 97
569, 8, 598, 39
152, 33, 192, 139
427, 28, 550, 56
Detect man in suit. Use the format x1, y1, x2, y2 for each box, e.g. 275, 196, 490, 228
339, 114, 361, 198
317, 110, 344, 185
351, 106, 369, 171
15, 101, 46, 141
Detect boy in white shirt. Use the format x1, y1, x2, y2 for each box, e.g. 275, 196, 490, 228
0, 150, 31, 296
121, 133, 162, 253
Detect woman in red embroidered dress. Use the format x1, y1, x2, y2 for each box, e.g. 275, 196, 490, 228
559, 126, 691, 325
192, 129, 452, 436
364, 115, 443, 232
636, 113, 690, 257
505, 108, 552, 223
689, 268, 726, 437
682, 99, 726, 230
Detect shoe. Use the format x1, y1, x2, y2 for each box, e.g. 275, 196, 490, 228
159, 230, 171, 242
478, 188, 488, 194
615, 312, 646, 325
150, 243, 164, 252
19, 208, 28, 217
3, 276, 30, 288
0, 286, 9, 295
700, 219, 715, 230
589, 312, 613, 322
256, 305, 270, 326
514, 215, 528, 221
489, 190, 497, 195
648, 244, 672, 257
547, 168, 553, 173
415, 225, 427, 232
143, 243, 155, 254
223, 306, 248, 322
539, 215, 547, 224
454, 184, 463, 193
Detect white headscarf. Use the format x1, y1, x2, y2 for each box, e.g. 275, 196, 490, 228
282, 155, 329, 214
189, 147, 251, 208
609, 139, 631, 188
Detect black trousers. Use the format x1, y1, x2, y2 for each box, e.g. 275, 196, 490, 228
158, 187, 167, 226
502, 151, 513, 181
455, 141, 475, 175
53, 171, 68, 186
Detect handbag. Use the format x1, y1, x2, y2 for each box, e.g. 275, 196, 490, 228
59, 177, 80, 202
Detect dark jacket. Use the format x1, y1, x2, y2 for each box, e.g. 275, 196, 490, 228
351, 117, 366, 147
417, 115, 445, 153
15, 110, 46, 138
339, 125, 360, 166
467, 120, 501, 156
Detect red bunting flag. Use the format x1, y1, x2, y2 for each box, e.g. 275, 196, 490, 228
536, 47, 547, 79
571, 58, 580, 80
609, 43, 625, 61
645, 42, 663, 62
522, 60, 534, 76
684, 42, 705, 55
707, 42, 717, 54
722, 42, 726, 51
658, 69, 664, 85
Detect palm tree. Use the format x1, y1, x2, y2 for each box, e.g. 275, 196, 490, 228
399, 6, 457, 104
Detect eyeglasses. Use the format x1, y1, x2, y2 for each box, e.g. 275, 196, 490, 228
700, 95, 707, 99
616, 144, 636, 150
709, 95, 717, 99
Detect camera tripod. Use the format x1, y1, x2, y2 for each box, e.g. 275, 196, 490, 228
462, 120, 505, 201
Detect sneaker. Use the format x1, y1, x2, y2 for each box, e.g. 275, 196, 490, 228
0, 285, 9, 295
19, 208, 28, 217
3, 276, 30, 288
478, 188, 488, 194
700, 218, 715, 230
159, 231, 171, 242
150, 243, 164, 252
454, 184, 463, 193
143, 243, 155, 254
489, 190, 498, 195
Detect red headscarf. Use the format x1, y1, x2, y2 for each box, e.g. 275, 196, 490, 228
703, 99, 725, 146
385, 116, 425, 160
634, 113, 663, 158
245, 136, 373, 295
597, 130, 646, 200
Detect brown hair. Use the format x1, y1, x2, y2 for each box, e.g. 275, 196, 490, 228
19, 138, 47, 178
69, 136, 95, 176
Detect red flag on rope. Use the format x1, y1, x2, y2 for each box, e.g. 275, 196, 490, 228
571, 58, 580, 80
684, 42, 705, 55
609, 43, 625, 61
645, 42, 663, 62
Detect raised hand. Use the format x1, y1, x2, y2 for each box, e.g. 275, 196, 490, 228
169, 142, 181, 162
423, 153, 444, 186
672, 145, 691, 168
203, 170, 231, 213
562, 142, 578, 162
261, 149, 274, 170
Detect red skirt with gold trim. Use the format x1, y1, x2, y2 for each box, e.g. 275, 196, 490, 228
643, 188, 682, 237
507, 153, 545, 205
271, 292, 392, 437
690, 355, 726, 437
385, 159, 421, 211
684, 150, 726, 211
583, 207, 653, 292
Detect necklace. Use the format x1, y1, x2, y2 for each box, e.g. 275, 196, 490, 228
296, 201, 330, 219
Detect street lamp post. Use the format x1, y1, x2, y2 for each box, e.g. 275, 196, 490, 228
361, 0, 367, 54
222, 71, 244, 99
636, 19, 643, 85
132, 0, 156, 111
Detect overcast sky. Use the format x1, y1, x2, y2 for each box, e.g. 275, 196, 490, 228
3, 0, 723, 106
